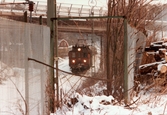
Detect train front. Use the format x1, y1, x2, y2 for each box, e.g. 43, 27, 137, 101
68, 45, 92, 72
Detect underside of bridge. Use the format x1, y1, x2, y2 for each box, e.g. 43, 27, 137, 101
0, 12, 106, 36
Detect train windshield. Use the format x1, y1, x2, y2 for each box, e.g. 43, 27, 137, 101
78, 52, 81, 58
83, 53, 87, 58
72, 52, 75, 58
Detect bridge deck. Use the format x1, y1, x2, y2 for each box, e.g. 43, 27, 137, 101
0, 1, 107, 17
0, 1, 107, 34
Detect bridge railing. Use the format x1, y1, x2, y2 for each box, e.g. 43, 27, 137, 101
0, 1, 107, 17
0, 0, 47, 15
57, 3, 107, 17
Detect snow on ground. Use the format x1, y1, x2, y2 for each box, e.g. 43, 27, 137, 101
53, 80, 167, 115
58, 57, 71, 73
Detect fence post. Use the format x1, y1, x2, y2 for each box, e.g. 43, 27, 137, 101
47, 0, 55, 113
123, 18, 128, 104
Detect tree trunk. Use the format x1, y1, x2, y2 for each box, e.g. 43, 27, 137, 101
106, 0, 124, 101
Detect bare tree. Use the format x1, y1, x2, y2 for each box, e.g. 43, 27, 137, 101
106, 0, 163, 101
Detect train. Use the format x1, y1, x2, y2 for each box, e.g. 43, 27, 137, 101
68, 43, 92, 73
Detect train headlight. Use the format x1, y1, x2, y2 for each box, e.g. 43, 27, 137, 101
72, 60, 75, 63
78, 48, 81, 51
83, 59, 87, 63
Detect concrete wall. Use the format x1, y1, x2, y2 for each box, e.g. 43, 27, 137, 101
127, 25, 146, 98
0, 17, 50, 115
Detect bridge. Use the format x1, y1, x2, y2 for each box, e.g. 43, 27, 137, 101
0, 1, 107, 34
0, 1, 107, 17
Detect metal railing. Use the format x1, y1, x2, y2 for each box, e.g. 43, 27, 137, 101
57, 3, 107, 17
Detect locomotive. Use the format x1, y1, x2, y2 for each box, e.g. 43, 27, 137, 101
68, 43, 92, 73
